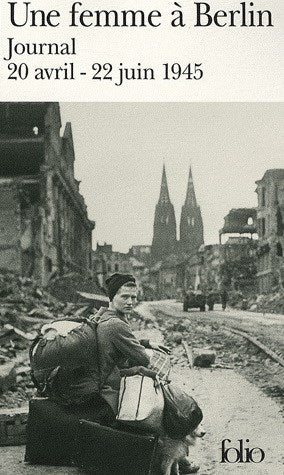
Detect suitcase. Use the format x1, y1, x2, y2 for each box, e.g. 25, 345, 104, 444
25, 397, 80, 466
78, 419, 158, 475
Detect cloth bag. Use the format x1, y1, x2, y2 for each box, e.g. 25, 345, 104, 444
161, 382, 203, 438
117, 374, 164, 432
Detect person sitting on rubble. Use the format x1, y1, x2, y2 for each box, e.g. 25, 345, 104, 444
30, 273, 199, 473
30, 273, 167, 425
94, 273, 171, 417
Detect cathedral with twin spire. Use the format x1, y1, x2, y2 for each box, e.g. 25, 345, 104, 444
151, 165, 204, 261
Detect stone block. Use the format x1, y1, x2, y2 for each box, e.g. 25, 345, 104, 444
172, 332, 183, 344
193, 349, 216, 367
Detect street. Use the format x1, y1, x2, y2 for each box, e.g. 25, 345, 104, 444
147, 300, 284, 403
149, 300, 284, 354
0, 301, 283, 474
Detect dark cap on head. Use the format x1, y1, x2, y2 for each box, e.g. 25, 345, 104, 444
105, 273, 136, 301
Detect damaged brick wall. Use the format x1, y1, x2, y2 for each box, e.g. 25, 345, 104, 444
219, 208, 257, 244
256, 170, 284, 293
0, 102, 94, 286
0, 184, 21, 273
0, 180, 41, 279
19, 182, 41, 278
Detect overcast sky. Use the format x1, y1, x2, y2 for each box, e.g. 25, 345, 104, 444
60, 103, 283, 253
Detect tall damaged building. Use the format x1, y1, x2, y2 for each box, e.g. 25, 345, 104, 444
0, 102, 95, 285
255, 169, 284, 293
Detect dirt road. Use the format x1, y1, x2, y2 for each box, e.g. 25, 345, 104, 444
140, 301, 284, 474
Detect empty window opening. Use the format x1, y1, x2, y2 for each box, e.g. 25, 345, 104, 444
276, 242, 283, 257
261, 188, 266, 207
261, 218, 266, 237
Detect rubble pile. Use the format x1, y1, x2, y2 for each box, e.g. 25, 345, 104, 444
47, 272, 105, 303
0, 272, 63, 326
0, 271, 61, 353
228, 290, 284, 315
153, 309, 284, 409
248, 291, 284, 315
0, 272, 58, 407
0, 271, 103, 408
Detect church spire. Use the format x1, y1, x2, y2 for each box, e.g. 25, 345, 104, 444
185, 166, 197, 206
179, 166, 204, 255
159, 163, 170, 203
152, 164, 177, 260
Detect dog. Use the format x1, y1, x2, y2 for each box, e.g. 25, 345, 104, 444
155, 425, 206, 475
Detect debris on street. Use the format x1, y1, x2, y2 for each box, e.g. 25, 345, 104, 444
250, 291, 284, 314
229, 289, 284, 314
192, 349, 216, 368
148, 301, 284, 410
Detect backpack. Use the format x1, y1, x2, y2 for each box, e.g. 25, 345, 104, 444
30, 316, 102, 405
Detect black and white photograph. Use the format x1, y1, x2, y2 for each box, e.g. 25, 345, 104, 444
0, 102, 283, 474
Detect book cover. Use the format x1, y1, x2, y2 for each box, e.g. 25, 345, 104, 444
0, 1, 283, 474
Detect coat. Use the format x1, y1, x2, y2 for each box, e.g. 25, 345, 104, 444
96, 308, 151, 413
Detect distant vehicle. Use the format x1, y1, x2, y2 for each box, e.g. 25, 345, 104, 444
183, 290, 206, 312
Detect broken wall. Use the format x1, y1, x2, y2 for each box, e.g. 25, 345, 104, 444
0, 102, 94, 286
0, 180, 42, 278
256, 170, 284, 292
220, 208, 257, 237
0, 183, 21, 272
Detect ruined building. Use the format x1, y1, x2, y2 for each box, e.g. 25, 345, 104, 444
218, 207, 258, 294
129, 245, 152, 264
0, 102, 94, 285
93, 243, 148, 299
151, 165, 177, 260
180, 167, 204, 254
93, 243, 132, 287
255, 169, 284, 293
177, 207, 259, 296
219, 207, 257, 244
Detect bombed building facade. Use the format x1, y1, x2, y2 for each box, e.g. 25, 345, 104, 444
93, 243, 148, 299
93, 243, 132, 287
0, 102, 94, 285
256, 169, 284, 293
217, 208, 258, 293
168, 207, 259, 298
